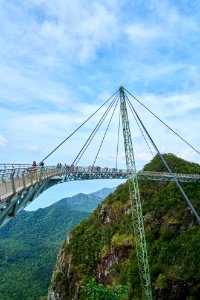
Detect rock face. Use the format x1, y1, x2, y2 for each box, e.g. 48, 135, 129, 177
48, 154, 200, 300
48, 233, 76, 300
48, 247, 67, 300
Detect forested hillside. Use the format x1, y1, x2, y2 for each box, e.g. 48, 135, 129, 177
0, 188, 114, 300
48, 154, 200, 300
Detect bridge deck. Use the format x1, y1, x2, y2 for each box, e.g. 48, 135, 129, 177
0, 165, 200, 227
1, 165, 200, 204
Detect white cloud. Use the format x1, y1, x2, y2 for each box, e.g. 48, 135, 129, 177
135, 151, 153, 162
151, 0, 197, 32
1, 0, 200, 169
0, 134, 8, 148
180, 148, 197, 162
125, 24, 161, 43
25, 145, 40, 152
18, 1, 120, 64
138, 91, 200, 117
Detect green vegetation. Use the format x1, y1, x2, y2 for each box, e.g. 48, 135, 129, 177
0, 207, 88, 300
143, 153, 200, 174
52, 154, 200, 299
0, 189, 113, 300
80, 277, 129, 299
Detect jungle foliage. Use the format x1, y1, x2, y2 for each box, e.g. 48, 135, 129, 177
57, 154, 200, 299
0, 189, 113, 300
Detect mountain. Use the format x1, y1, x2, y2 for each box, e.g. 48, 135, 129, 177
0, 188, 114, 300
48, 154, 200, 300
54, 188, 115, 211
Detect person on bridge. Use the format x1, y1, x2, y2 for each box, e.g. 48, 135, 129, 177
29, 161, 37, 181
39, 162, 44, 179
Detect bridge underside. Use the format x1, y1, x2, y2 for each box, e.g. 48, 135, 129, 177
0, 171, 200, 228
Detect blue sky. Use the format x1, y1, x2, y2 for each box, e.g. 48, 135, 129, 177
1, 0, 200, 209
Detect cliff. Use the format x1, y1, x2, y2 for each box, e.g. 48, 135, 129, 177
48, 154, 200, 300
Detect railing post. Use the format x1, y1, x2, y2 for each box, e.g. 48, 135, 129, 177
10, 171, 16, 194
45, 168, 48, 178
30, 170, 33, 185
22, 170, 26, 188
35, 168, 39, 182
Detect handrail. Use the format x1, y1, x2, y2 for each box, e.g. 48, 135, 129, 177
0, 164, 31, 168
1, 165, 200, 205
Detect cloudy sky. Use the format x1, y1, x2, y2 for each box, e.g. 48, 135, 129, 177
1, 0, 200, 208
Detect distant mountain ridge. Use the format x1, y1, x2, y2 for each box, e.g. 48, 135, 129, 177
0, 187, 114, 300
54, 188, 115, 211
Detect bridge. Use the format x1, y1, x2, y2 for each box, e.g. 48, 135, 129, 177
1, 163, 200, 228
1, 86, 200, 300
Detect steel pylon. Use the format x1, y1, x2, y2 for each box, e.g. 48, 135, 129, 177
119, 86, 152, 299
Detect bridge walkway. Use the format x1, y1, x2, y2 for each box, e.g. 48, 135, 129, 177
1, 164, 200, 206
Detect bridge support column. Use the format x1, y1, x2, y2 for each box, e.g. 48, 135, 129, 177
119, 86, 152, 300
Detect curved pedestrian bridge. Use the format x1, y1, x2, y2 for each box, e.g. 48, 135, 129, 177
1, 164, 200, 227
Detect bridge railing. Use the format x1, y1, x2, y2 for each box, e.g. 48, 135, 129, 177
138, 170, 200, 179
0, 163, 32, 170
1, 165, 200, 204
0, 165, 127, 202
0, 166, 59, 201
61, 166, 127, 174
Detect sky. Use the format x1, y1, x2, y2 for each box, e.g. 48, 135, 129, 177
1, 0, 200, 209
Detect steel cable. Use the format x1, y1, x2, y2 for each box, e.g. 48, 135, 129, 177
92, 95, 120, 169
125, 88, 200, 156
126, 95, 200, 224
40, 90, 119, 163
74, 93, 119, 167
116, 105, 121, 169
62, 94, 119, 179
126, 94, 154, 158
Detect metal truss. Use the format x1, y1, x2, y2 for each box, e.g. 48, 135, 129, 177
119, 86, 152, 299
